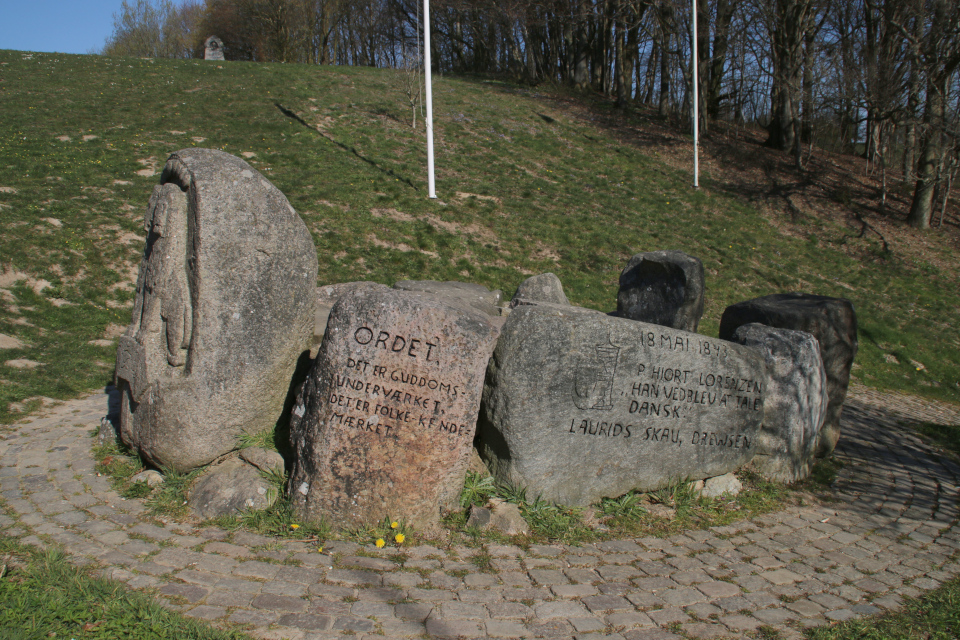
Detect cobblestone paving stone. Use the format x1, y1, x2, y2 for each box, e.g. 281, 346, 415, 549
1, 385, 959, 639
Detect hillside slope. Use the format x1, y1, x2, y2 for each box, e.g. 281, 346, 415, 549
0, 50, 957, 423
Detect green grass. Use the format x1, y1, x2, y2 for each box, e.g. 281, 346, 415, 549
806, 577, 960, 639
0, 537, 252, 639
0, 49, 958, 427
915, 422, 960, 459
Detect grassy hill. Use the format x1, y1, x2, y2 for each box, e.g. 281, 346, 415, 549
0, 49, 958, 424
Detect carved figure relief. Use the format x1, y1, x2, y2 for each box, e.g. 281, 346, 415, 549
118, 181, 193, 430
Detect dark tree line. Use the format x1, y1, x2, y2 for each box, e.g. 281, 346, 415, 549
104, 0, 960, 229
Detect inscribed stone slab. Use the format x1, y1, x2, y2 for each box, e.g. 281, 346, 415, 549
477, 305, 765, 506
289, 288, 500, 530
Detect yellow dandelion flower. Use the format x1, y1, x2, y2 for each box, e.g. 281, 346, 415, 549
290, 523, 300, 530
391, 521, 399, 529
375, 538, 385, 548
395, 533, 405, 544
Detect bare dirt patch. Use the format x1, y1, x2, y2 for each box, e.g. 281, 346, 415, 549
7, 395, 59, 414
370, 207, 415, 223
455, 191, 502, 205
0, 269, 51, 294
0, 334, 26, 350
136, 157, 158, 177
367, 234, 438, 258
4, 359, 42, 369
103, 323, 127, 339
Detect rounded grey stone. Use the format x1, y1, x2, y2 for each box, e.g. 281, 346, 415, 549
732, 323, 828, 482
188, 456, 277, 518
617, 250, 705, 332
719, 293, 857, 457
510, 273, 569, 307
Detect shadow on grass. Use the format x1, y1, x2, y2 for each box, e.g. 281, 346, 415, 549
274, 102, 419, 191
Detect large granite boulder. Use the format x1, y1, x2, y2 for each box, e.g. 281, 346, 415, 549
732, 324, 828, 482
393, 280, 503, 316
617, 250, 705, 332
719, 293, 857, 457
477, 304, 765, 507
510, 273, 569, 307
115, 149, 318, 472
289, 287, 500, 531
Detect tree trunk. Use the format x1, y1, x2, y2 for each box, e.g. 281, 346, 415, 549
903, 17, 922, 181
801, 28, 814, 143
765, 0, 810, 157
615, 12, 628, 107
908, 80, 945, 229
657, 3, 673, 115
707, 0, 734, 120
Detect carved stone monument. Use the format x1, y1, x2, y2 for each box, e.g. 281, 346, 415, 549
289, 288, 500, 530
477, 304, 766, 507
719, 293, 857, 457
116, 149, 317, 472
617, 250, 705, 332
204, 36, 225, 61
732, 323, 827, 482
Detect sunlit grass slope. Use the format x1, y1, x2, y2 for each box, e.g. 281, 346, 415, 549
0, 49, 957, 425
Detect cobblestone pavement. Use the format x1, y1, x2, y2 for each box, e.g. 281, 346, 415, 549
1, 387, 959, 640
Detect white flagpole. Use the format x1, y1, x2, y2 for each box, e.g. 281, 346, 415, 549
424, 0, 437, 199
692, 0, 700, 188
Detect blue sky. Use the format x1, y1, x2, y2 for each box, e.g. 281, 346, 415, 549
0, 0, 121, 55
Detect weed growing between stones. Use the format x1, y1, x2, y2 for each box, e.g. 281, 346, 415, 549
143, 467, 203, 519
753, 625, 784, 639
470, 549, 496, 573
445, 467, 815, 544
214, 499, 331, 545
459, 471, 497, 508
235, 429, 276, 451
92, 439, 142, 490
344, 517, 413, 550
